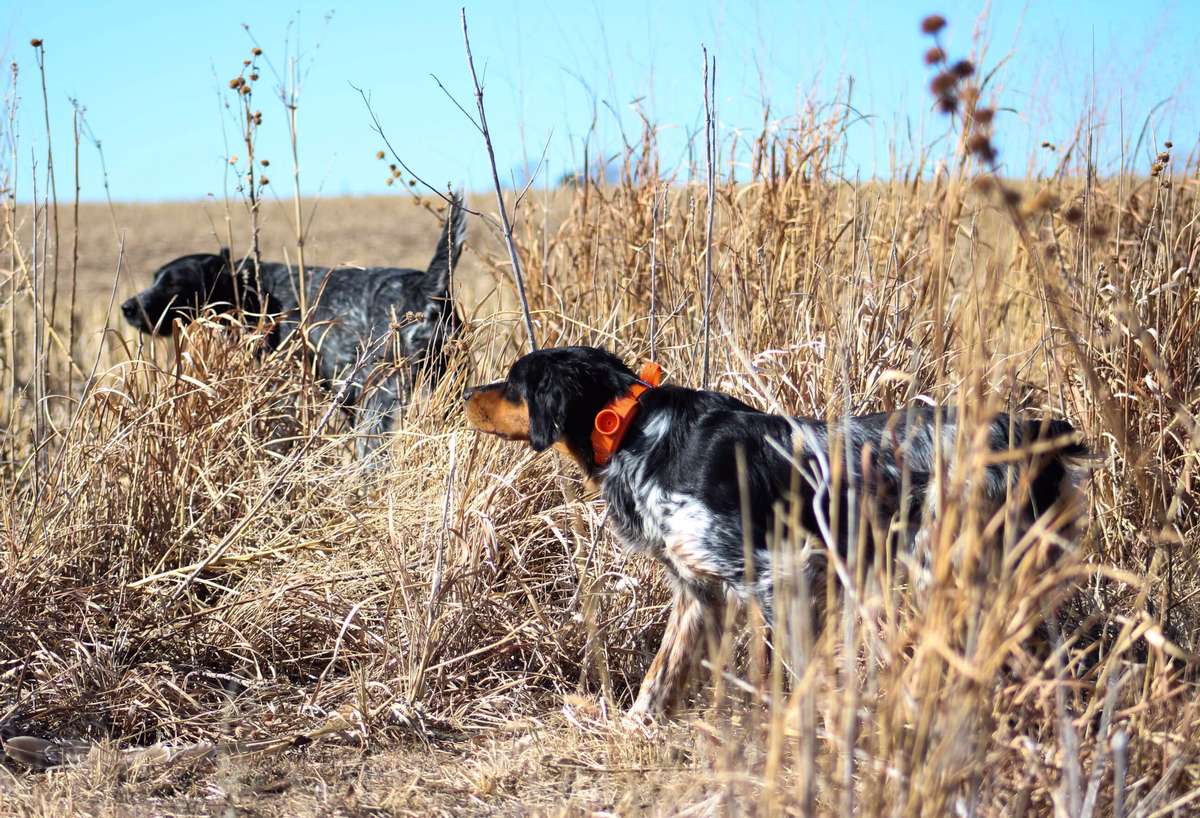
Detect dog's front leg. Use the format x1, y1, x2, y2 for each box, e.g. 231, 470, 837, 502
626, 581, 724, 725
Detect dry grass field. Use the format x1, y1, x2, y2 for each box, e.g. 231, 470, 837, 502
3, 32, 1200, 817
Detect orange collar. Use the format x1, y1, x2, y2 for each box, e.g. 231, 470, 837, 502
591, 361, 664, 467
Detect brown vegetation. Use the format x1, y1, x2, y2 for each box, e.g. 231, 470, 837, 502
2, 37, 1200, 818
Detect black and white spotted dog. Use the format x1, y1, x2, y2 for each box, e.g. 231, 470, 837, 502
464, 346, 1089, 721
122, 196, 466, 456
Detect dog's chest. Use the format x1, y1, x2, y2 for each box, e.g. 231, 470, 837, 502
602, 442, 726, 561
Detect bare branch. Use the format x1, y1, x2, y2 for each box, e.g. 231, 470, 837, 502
352, 83, 484, 216
460, 7, 538, 352
429, 72, 483, 134
701, 47, 716, 388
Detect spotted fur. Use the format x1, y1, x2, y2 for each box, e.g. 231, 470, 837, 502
464, 346, 1090, 721
123, 195, 466, 457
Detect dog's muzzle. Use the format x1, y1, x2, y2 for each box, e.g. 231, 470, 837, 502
463, 382, 503, 402
121, 297, 142, 322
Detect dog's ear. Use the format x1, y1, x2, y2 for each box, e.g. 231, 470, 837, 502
528, 378, 568, 452
219, 247, 231, 262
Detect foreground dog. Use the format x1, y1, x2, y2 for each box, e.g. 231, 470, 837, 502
122, 196, 466, 456
464, 346, 1088, 721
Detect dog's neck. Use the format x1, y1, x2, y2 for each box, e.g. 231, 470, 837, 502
555, 397, 649, 491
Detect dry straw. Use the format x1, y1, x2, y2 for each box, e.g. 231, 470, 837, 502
1, 12, 1198, 817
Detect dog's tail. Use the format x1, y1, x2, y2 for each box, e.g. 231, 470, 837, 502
426, 191, 467, 296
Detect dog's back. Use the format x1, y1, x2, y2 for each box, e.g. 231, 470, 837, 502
608, 389, 1088, 596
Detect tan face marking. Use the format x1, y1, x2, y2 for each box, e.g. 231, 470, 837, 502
464, 384, 531, 441
465, 380, 594, 485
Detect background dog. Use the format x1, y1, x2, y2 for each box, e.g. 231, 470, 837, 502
122, 195, 466, 457
464, 345, 1090, 721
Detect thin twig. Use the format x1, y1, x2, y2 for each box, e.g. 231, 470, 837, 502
460, 7, 537, 352
352, 84, 482, 216
649, 183, 661, 360
701, 47, 716, 387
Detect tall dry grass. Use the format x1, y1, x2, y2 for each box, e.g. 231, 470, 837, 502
2, 25, 1200, 818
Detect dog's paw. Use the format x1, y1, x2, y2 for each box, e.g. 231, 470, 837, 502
620, 699, 664, 735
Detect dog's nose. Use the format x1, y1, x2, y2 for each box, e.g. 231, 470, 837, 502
121, 298, 139, 319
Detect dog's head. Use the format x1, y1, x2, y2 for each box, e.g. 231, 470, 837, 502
464, 346, 637, 472
121, 249, 240, 335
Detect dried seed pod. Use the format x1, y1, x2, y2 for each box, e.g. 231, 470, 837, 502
921, 15, 947, 34
1025, 188, 1061, 215
930, 72, 957, 96
951, 60, 974, 78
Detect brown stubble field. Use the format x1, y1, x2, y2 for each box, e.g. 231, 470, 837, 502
3, 57, 1200, 818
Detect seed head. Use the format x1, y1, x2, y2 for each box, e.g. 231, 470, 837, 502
1156, 151, 1169, 162
921, 15, 947, 34
240, 85, 252, 96
1089, 222, 1109, 242
376, 150, 386, 160
1042, 243, 1057, 261
937, 95, 958, 114
966, 133, 993, 160
972, 175, 995, 194
1164, 140, 1173, 148
924, 47, 946, 65
930, 72, 957, 96
385, 177, 395, 186
30, 38, 43, 47
1002, 188, 1021, 208
243, 59, 251, 66
951, 60, 974, 79
1041, 141, 1055, 150
259, 176, 269, 186
250, 73, 259, 81
230, 77, 245, 89
1063, 205, 1084, 225
1026, 188, 1061, 215
260, 159, 269, 167
252, 47, 263, 56
974, 108, 994, 126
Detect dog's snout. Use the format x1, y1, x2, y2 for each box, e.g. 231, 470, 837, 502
121, 298, 139, 319
463, 381, 505, 402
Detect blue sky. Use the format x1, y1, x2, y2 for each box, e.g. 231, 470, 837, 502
2, 1, 1195, 202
